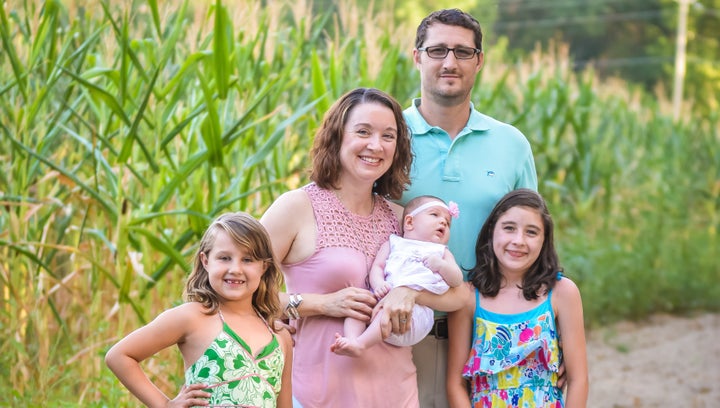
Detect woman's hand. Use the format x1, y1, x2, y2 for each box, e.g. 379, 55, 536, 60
374, 286, 419, 338
319, 286, 377, 322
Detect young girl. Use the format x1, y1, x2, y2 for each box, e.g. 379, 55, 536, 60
330, 195, 463, 357
446, 189, 588, 408
106, 212, 293, 408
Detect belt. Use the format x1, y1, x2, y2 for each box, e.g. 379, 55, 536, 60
428, 317, 448, 339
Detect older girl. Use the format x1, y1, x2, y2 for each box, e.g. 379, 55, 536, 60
447, 189, 588, 407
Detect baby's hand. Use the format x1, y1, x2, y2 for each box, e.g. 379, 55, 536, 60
423, 255, 444, 273
373, 282, 392, 299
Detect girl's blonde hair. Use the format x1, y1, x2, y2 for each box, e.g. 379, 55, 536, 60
184, 212, 283, 324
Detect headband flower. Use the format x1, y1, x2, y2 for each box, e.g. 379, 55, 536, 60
448, 201, 460, 219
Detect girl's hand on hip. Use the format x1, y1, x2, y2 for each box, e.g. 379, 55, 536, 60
168, 383, 210, 407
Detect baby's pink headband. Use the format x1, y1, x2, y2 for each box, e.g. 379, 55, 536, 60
407, 200, 460, 219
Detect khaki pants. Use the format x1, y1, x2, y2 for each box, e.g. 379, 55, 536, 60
412, 334, 449, 408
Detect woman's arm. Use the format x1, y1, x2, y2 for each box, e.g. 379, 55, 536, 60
376, 281, 471, 338
288, 289, 377, 321
446, 283, 474, 408
554, 278, 589, 408
261, 190, 377, 321
416, 281, 472, 312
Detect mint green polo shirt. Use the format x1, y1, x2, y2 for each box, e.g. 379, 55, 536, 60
401, 99, 538, 277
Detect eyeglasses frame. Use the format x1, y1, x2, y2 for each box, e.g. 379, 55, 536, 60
417, 46, 482, 60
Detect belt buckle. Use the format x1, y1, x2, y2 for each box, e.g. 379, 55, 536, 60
432, 318, 448, 339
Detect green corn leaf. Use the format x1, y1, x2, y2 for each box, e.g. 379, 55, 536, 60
4, 132, 118, 220
147, 0, 162, 38
119, 66, 162, 172
59, 67, 132, 126
130, 226, 188, 273
151, 151, 209, 212
198, 72, 223, 167
0, 2, 28, 98
213, 0, 233, 100
245, 97, 322, 168
310, 49, 330, 114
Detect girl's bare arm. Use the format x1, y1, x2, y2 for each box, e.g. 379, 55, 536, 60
276, 328, 294, 408
105, 305, 210, 407
446, 283, 474, 408
554, 277, 589, 408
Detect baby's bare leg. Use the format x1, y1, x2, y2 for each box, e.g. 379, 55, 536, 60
331, 311, 385, 357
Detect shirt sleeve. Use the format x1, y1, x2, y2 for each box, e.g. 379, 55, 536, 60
516, 141, 538, 191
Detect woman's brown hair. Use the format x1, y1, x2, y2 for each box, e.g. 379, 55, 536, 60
309, 87, 412, 200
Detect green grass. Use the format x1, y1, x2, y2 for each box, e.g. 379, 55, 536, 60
1, 0, 718, 405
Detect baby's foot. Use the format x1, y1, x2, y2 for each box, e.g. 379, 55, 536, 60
330, 332, 363, 357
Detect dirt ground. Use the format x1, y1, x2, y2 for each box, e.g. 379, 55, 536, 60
586, 312, 720, 407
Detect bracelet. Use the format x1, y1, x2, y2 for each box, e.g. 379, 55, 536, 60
285, 293, 303, 320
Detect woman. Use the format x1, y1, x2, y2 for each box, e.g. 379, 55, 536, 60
261, 88, 467, 407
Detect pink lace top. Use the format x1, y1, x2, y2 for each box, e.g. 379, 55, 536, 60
311, 183, 399, 269
283, 183, 418, 408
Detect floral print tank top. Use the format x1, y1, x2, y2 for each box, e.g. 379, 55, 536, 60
463, 281, 563, 407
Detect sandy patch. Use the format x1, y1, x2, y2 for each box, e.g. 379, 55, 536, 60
587, 312, 720, 407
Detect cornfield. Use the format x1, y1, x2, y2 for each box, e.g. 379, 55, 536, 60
1, 0, 717, 404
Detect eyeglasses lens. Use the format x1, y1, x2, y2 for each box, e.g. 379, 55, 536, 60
425, 46, 477, 60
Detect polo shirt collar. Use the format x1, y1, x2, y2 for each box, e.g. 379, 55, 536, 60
406, 98, 492, 135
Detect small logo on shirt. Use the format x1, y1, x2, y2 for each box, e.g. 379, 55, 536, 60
486, 171, 495, 177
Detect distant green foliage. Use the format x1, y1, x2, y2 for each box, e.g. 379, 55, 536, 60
0, 0, 717, 405
486, 0, 720, 114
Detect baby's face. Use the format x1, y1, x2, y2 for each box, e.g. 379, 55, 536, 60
406, 204, 452, 244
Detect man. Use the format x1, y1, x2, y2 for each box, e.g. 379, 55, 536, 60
400, 9, 538, 408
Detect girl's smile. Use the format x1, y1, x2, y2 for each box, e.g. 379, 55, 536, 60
201, 230, 266, 301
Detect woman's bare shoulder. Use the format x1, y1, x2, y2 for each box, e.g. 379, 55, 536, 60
262, 188, 312, 218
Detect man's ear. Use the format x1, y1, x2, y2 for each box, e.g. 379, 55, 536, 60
413, 48, 422, 68
476, 51, 485, 73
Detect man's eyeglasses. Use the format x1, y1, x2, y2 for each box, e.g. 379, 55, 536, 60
417, 46, 481, 60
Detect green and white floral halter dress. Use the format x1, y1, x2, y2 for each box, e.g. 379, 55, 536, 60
184, 310, 284, 408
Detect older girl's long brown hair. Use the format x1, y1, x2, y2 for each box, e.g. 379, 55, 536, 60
468, 189, 562, 300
